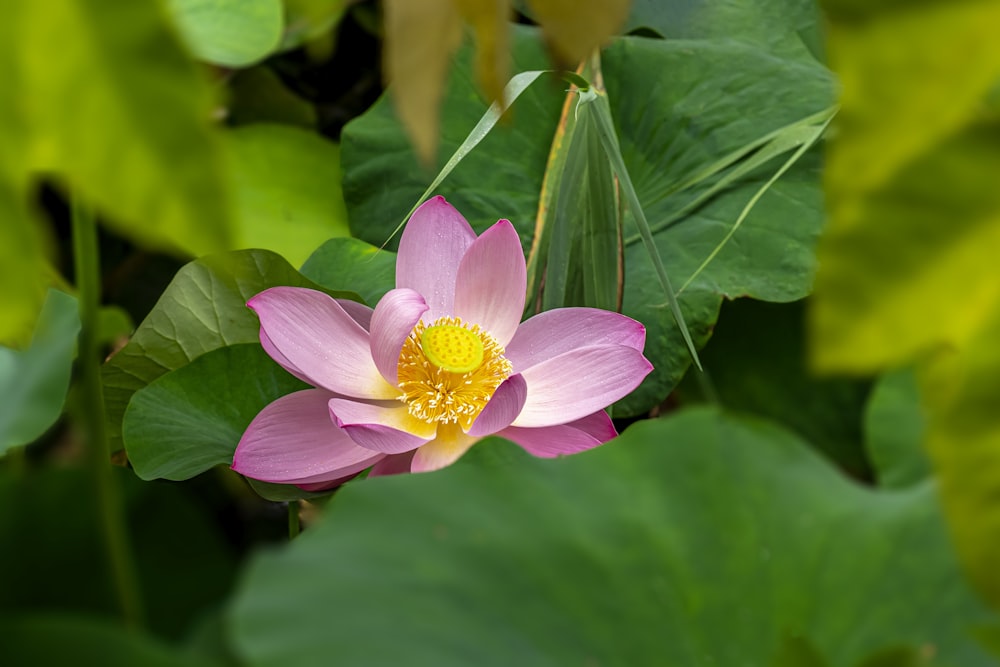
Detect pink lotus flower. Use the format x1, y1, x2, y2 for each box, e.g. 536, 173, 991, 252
232, 197, 652, 488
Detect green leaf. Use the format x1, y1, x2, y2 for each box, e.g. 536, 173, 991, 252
11, 0, 234, 256
676, 299, 871, 476
102, 249, 354, 453
230, 408, 997, 666
0, 289, 79, 454
864, 368, 930, 489
0, 467, 236, 639
226, 67, 317, 128
342, 27, 834, 414
0, 185, 48, 347
299, 237, 397, 306
224, 124, 351, 267
167, 0, 283, 67
124, 344, 307, 481
624, 0, 824, 61
0, 615, 220, 667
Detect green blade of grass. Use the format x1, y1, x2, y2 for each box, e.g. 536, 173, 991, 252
581, 88, 703, 371
384, 70, 549, 247
676, 111, 835, 295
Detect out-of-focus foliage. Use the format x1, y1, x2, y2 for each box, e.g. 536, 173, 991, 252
223, 124, 351, 266
0, 0, 235, 341
167, 0, 284, 67
343, 24, 833, 415
811, 0, 1000, 607
229, 408, 996, 666
0, 290, 79, 455
382, 0, 630, 163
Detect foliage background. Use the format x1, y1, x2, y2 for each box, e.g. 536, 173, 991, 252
2, 0, 1000, 665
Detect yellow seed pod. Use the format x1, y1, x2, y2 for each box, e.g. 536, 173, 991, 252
420, 324, 485, 373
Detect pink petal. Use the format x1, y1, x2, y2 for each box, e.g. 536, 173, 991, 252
260, 329, 312, 385
411, 426, 480, 472
233, 389, 384, 483
498, 410, 616, 458
369, 288, 427, 385
329, 398, 436, 454
453, 220, 526, 346
337, 299, 374, 331
506, 308, 646, 373
396, 196, 477, 322
369, 451, 416, 477
249, 287, 397, 399
467, 373, 527, 437
296, 471, 364, 492
512, 345, 653, 427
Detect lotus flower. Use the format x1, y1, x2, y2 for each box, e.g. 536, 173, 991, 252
232, 197, 652, 488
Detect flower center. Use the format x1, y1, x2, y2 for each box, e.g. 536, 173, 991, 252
397, 316, 512, 429
420, 324, 484, 373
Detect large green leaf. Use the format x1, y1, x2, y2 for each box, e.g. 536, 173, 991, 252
224, 124, 351, 267
0, 467, 236, 640
123, 344, 307, 481
809, 0, 1000, 607
677, 299, 871, 475
9, 0, 233, 256
229, 408, 996, 666
299, 237, 397, 306
624, 0, 824, 60
167, 0, 283, 67
342, 27, 834, 414
102, 250, 353, 452
0, 615, 220, 667
864, 368, 930, 490
0, 289, 79, 454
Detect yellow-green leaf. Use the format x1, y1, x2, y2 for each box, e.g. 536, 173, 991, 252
811, 0, 1000, 609
16, 0, 234, 257
452, 0, 511, 108
527, 0, 630, 64
383, 0, 464, 164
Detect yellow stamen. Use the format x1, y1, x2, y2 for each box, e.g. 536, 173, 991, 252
397, 316, 512, 429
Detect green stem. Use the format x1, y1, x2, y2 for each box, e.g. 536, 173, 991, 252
72, 200, 144, 630
288, 501, 300, 539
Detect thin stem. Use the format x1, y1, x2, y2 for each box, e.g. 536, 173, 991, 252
72, 199, 144, 630
288, 501, 300, 539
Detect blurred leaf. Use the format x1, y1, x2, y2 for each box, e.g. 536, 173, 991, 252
773, 635, 830, 667
864, 368, 930, 489
527, 0, 630, 64
383, 0, 463, 163
102, 250, 354, 453
98, 305, 135, 346
226, 67, 317, 128
342, 27, 834, 415
0, 185, 48, 348
300, 237, 396, 305
0, 614, 220, 667
224, 124, 351, 266
230, 409, 997, 666
281, 0, 348, 50
12, 0, 234, 256
0, 467, 236, 640
854, 646, 930, 667
453, 0, 510, 108
678, 299, 871, 476
0, 289, 79, 455
124, 344, 307, 481
810, 0, 1000, 608
167, 0, 283, 67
